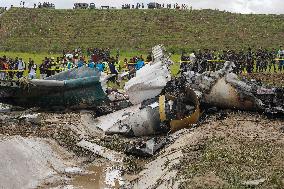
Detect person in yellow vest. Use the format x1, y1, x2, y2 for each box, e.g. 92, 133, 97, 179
50, 57, 57, 75
114, 60, 121, 73
103, 61, 109, 74
55, 57, 61, 73
122, 58, 128, 72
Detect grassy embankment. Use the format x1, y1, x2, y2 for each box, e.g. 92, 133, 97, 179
1, 8, 284, 53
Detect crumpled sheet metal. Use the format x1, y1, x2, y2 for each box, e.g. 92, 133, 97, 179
124, 51, 172, 105
124, 44, 173, 105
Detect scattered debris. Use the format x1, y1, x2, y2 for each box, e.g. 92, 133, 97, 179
126, 137, 168, 157
242, 178, 266, 186
64, 167, 87, 175
0, 103, 11, 112
77, 140, 125, 163
19, 113, 41, 125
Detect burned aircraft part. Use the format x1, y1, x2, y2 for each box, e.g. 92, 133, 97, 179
182, 62, 259, 110
183, 61, 236, 93
0, 67, 108, 109
182, 62, 284, 115
105, 88, 201, 137
159, 87, 201, 133
152, 44, 171, 62
203, 78, 257, 110
169, 88, 201, 132
95, 105, 141, 132
105, 104, 163, 137
126, 137, 168, 157
124, 45, 172, 105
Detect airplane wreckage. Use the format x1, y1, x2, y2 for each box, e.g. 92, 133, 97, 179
1, 45, 284, 138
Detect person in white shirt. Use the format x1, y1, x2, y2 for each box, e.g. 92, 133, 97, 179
16, 58, 25, 79
28, 60, 37, 79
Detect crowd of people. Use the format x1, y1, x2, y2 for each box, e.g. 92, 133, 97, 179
122, 3, 188, 10
5, 1, 189, 10
0, 47, 150, 81
0, 56, 37, 80
180, 46, 284, 74
36, 2, 55, 9
1, 46, 284, 81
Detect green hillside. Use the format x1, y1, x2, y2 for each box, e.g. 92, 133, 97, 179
0, 7, 284, 53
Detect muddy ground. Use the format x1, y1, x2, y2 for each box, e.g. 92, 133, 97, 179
1, 104, 284, 189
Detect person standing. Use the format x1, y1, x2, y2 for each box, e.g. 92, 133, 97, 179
108, 61, 118, 83
77, 57, 85, 68
255, 48, 262, 73
135, 58, 145, 71
66, 58, 74, 70
28, 60, 37, 79
246, 48, 254, 74
278, 46, 284, 72
39, 60, 46, 79
0, 60, 4, 80
87, 59, 95, 69
50, 57, 56, 75
16, 58, 25, 79
96, 61, 105, 72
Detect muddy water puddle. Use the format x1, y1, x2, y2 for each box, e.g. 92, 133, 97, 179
71, 162, 125, 189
